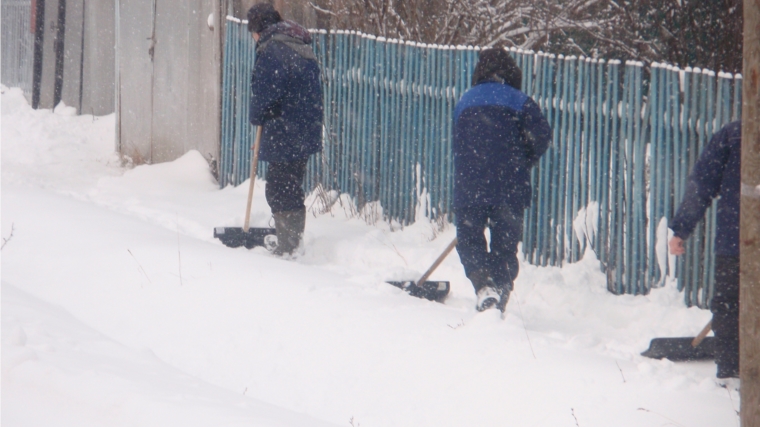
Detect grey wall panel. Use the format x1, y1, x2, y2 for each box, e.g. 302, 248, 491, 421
116, 0, 153, 162
60, 0, 115, 116
195, 0, 222, 163
1, 0, 35, 98
151, 0, 220, 163
81, 0, 114, 116
60, 0, 83, 111
116, 0, 221, 165
150, 0, 191, 162
38, 0, 60, 108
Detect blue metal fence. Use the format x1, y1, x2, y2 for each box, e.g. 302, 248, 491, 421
220, 18, 742, 307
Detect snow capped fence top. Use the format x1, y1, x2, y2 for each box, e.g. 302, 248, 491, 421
220, 18, 742, 307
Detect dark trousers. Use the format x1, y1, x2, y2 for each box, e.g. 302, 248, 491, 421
455, 205, 523, 291
711, 255, 740, 369
265, 158, 308, 214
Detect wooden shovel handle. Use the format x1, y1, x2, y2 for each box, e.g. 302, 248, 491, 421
692, 320, 712, 347
416, 237, 458, 287
243, 126, 263, 233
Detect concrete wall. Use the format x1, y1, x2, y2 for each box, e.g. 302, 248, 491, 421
116, 0, 223, 164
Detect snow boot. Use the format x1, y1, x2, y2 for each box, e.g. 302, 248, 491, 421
273, 208, 305, 256
496, 285, 511, 313
469, 269, 500, 311
476, 286, 501, 312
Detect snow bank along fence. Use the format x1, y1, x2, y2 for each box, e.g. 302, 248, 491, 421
220, 18, 742, 308
1, 0, 35, 97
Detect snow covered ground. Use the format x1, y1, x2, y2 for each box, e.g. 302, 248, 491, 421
1, 86, 739, 426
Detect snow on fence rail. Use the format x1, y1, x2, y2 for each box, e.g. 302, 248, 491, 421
220, 18, 742, 308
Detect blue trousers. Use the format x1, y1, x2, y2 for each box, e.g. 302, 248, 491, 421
455, 205, 523, 292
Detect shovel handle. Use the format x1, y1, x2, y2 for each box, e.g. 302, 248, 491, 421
243, 126, 263, 233
691, 320, 712, 347
416, 237, 458, 287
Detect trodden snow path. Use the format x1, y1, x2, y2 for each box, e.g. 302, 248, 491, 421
1, 86, 739, 426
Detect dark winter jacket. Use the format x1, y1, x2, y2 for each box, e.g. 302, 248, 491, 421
452, 80, 551, 210
250, 21, 323, 162
670, 121, 741, 256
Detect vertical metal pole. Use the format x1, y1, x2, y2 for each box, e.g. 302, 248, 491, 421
648, 63, 661, 287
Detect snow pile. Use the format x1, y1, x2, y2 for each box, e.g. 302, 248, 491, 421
1, 85, 739, 426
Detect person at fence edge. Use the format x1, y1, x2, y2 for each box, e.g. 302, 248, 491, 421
669, 120, 742, 379
247, 3, 323, 256
452, 48, 551, 313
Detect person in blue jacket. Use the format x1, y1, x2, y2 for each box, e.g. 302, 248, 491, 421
247, 3, 323, 255
669, 120, 741, 378
453, 48, 551, 313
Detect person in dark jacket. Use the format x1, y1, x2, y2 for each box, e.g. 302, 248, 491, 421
669, 120, 741, 379
453, 48, 551, 313
247, 3, 323, 256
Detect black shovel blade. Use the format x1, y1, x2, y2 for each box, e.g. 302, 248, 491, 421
641, 336, 716, 361
386, 280, 450, 303
214, 227, 276, 249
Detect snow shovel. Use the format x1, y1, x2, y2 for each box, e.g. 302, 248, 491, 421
214, 126, 277, 249
386, 237, 457, 303
641, 320, 716, 361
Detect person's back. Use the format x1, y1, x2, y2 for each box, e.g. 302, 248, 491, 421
669, 120, 741, 378
452, 48, 550, 313
453, 81, 547, 209
670, 121, 741, 257
247, 3, 324, 256
250, 19, 323, 163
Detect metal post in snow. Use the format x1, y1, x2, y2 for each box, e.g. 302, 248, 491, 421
675, 67, 688, 295
234, 24, 246, 185
633, 62, 646, 294
580, 58, 592, 257
600, 60, 612, 274
622, 63, 633, 294
647, 63, 660, 287
557, 56, 570, 265
702, 70, 717, 307
549, 55, 564, 266
573, 57, 586, 260
610, 60, 624, 294
220, 20, 234, 187
537, 53, 552, 265
568, 55, 580, 262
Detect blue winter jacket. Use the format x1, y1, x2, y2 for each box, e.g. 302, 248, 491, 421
250, 21, 323, 162
453, 81, 551, 210
670, 121, 741, 256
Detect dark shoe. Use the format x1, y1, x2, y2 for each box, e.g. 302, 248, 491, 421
468, 269, 492, 293
476, 287, 500, 311
273, 208, 306, 256
717, 364, 739, 379
496, 286, 510, 313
